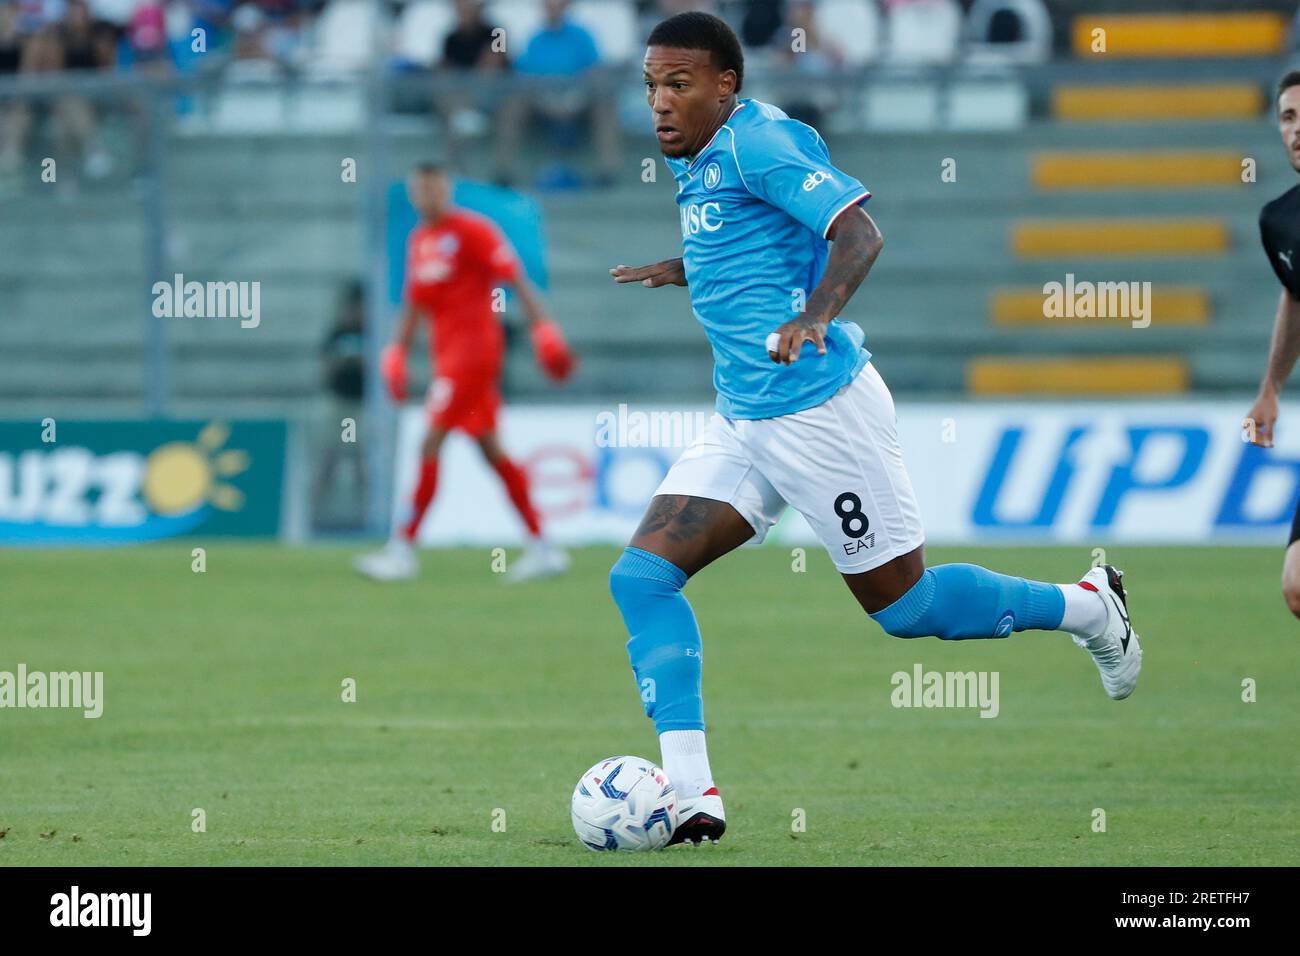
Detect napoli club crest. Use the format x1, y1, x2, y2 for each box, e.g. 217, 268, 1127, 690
703, 162, 722, 191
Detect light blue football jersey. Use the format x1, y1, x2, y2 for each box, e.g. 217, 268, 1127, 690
665, 98, 872, 419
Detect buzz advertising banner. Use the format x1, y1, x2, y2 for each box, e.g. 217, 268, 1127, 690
395, 401, 1300, 547
0, 420, 287, 545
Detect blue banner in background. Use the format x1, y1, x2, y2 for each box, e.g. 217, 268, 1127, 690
0, 420, 286, 545
386, 179, 548, 305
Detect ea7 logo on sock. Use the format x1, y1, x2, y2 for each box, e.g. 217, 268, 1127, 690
891, 664, 1000, 719
50, 886, 151, 936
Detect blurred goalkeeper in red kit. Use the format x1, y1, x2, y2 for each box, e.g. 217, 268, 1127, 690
354, 162, 576, 583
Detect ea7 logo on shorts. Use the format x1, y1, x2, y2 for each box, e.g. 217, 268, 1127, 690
702, 162, 722, 191
802, 170, 832, 192
843, 534, 875, 556
680, 201, 724, 236
835, 492, 875, 554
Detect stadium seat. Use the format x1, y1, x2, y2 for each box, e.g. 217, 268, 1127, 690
965, 0, 1051, 65
990, 287, 1210, 326
865, 82, 940, 131
290, 83, 366, 132
813, 0, 882, 67
885, 0, 961, 65
947, 76, 1028, 130
1051, 83, 1265, 122
968, 357, 1190, 395
395, 0, 457, 69
1011, 219, 1230, 258
1071, 12, 1288, 58
1031, 151, 1246, 190
570, 0, 636, 64
210, 83, 288, 133
305, 0, 381, 77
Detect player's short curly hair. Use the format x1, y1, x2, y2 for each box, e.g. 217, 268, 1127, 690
647, 12, 744, 94
1279, 70, 1300, 105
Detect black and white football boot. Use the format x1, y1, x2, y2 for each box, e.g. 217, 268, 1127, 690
666, 787, 726, 846
1073, 565, 1142, 700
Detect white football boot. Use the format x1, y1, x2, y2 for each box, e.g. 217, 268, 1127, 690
505, 539, 570, 583
667, 787, 726, 846
1072, 565, 1142, 700
353, 538, 418, 582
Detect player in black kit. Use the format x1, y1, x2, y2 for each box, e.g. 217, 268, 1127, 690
1246, 71, 1300, 618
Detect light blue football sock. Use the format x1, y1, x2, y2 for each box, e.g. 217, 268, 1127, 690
609, 547, 705, 732
870, 563, 1065, 640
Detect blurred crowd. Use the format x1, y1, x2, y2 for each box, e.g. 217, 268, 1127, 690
0, 0, 1060, 190
0, 1, 1054, 81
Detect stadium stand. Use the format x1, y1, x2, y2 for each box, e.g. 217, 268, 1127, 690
0, 0, 1296, 417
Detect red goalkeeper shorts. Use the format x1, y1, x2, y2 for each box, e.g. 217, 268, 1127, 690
425, 373, 501, 437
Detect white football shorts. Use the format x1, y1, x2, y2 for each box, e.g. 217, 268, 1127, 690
653, 362, 926, 574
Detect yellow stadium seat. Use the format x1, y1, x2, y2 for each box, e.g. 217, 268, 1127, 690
968, 358, 1190, 395
1052, 84, 1263, 121
991, 287, 1209, 325
1012, 219, 1229, 258
1072, 13, 1287, 58
1032, 151, 1245, 190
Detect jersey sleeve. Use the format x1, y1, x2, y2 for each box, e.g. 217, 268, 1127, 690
472, 219, 522, 284
733, 119, 870, 239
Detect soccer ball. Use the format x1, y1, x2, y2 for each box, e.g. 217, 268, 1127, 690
571, 756, 678, 851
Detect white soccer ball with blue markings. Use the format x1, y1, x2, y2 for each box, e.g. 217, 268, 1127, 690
571, 756, 678, 851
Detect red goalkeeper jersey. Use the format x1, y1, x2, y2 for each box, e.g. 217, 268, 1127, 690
404, 209, 521, 377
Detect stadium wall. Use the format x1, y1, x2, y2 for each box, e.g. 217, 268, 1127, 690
395, 401, 1300, 548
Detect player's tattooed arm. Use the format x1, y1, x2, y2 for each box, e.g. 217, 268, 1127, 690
1246, 288, 1300, 446
609, 258, 688, 288
769, 207, 883, 365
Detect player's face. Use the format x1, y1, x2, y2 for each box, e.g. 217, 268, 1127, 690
408, 171, 451, 219
643, 45, 736, 159
1280, 87, 1300, 173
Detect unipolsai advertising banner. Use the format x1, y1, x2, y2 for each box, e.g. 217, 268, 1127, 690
394, 402, 1300, 547
0, 420, 288, 545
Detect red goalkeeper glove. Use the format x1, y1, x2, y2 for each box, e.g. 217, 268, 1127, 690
531, 319, 575, 383
380, 343, 409, 402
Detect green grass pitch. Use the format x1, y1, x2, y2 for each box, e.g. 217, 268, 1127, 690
2, 543, 1297, 866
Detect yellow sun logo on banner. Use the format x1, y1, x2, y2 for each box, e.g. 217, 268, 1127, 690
141, 422, 250, 516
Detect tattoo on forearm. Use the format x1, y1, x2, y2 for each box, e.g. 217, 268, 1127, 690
805, 216, 881, 324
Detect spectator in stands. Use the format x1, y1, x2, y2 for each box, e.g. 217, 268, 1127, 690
443, 0, 504, 72
55, 0, 114, 179
741, 0, 783, 48
771, 0, 845, 128
492, 0, 620, 189
638, 0, 717, 53
224, 3, 283, 79
124, 1, 171, 72
312, 278, 368, 531
0, 0, 114, 188
0, 1, 26, 183
259, 0, 310, 72
434, 0, 507, 168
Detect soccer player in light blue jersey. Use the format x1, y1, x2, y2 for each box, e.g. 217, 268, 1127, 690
607, 12, 1142, 846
